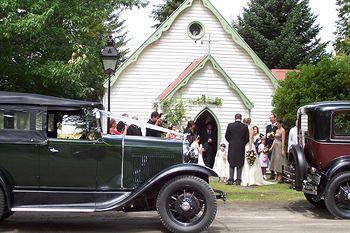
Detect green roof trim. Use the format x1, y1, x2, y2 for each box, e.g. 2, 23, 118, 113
161, 54, 254, 110
105, 0, 278, 88
202, 0, 278, 88
104, 0, 194, 88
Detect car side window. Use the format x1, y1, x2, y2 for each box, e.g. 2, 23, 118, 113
332, 111, 350, 139
47, 111, 99, 141
0, 110, 30, 130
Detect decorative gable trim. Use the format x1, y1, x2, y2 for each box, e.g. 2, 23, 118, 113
158, 54, 254, 110
105, 0, 278, 89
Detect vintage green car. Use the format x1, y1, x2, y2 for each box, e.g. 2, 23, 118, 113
0, 91, 224, 233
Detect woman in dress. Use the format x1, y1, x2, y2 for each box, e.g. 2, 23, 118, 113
269, 119, 286, 183
241, 118, 271, 186
190, 135, 205, 166
252, 126, 261, 153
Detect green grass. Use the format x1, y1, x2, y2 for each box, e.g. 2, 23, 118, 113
210, 180, 305, 201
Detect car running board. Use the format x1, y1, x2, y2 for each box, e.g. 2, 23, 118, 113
12, 205, 95, 212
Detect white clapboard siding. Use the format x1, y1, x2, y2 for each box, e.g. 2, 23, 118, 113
105, 0, 275, 138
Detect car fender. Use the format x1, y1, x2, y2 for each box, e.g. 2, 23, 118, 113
96, 163, 217, 211
325, 156, 350, 181
0, 170, 12, 208
288, 144, 308, 191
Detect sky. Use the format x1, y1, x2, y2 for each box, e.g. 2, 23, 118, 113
120, 0, 339, 54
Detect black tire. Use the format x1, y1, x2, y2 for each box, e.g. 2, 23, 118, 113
325, 172, 350, 219
1, 211, 14, 220
156, 175, 217, 233
304, 193, 325, 208
0, 188, 5, 221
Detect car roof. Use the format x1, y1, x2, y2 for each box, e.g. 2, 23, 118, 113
0, 91, 104, 109
300, 101, 350, 114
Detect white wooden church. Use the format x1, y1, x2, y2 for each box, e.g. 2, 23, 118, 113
103, 0, 278, 144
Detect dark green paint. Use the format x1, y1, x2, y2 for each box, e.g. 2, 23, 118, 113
0, 144, 40, 187
123, 137, 183, 189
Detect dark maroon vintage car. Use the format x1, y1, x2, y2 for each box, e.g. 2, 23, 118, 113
284, 101, 350, 218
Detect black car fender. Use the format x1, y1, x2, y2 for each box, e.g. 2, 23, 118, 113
325, 156, 350, 181
0, 170, 12, 208
96, 164, 218, 211
288, 144, 308, 191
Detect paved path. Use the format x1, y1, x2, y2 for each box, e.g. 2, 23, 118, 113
1, 200, 349, 232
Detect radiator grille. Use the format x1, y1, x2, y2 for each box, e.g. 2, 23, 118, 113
131, 153, 177, 186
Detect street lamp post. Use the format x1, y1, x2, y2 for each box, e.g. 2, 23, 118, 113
101, 35, 119, 134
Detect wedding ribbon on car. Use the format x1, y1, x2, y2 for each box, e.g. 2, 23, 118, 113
93, 109, 185, 137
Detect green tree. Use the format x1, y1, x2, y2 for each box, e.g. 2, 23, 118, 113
335, 0, 350, 55
0, 0, 146, 101
151, 0, 184, 28
234, 0, 327, 69
273, 55, 350, 130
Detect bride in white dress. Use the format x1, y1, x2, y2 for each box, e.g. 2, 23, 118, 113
241, 118, 271, 186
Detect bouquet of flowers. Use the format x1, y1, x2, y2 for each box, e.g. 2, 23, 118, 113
267, 131, 275, 140
262, 147, 269, 154
246, 149, 257, 166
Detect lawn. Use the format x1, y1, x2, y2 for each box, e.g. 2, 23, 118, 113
210, 180, 305, 202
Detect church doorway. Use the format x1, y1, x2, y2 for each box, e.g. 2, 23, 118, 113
194, 108, 220, 168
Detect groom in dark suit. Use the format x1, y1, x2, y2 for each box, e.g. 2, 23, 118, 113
201, 122, 216, 169
225, 113, 249, 185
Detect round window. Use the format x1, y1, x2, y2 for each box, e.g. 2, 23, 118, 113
188, 22, 204, 40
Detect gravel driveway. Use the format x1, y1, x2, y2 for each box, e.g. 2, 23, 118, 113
1, 200, 349, 232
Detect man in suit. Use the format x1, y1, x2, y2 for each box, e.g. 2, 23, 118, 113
266, 113, 278, 179
225, 113, 249, 185
146, 111, 163, 137
201, 122, 216, 169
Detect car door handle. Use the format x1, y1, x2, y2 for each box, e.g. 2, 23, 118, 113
49, 147, 59, 153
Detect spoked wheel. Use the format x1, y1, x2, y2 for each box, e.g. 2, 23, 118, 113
157, 175, 217, 233
304, 193, 325, 208
325, 172, 350, 219
0, 188, 5, 221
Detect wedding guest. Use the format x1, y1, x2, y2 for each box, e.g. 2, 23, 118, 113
117, 113, 129, 134
269, 119, 286, 183
184, 120, 197, 144
126, 116, 142, 136
146, 111, 163, 137
252, 125, 261, 152
213, 143, 229, 183
190, 135, 205, 166
288, 120, 298, 151
166, 125, 177, 139
201, 122, 216, 169
266, 113, 278, 179
258, 136, 269, 179
109, 118, 121, 135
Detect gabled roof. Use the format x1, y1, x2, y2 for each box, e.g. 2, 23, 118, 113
104, 0, 278, 89
157, 54, 254, 110
157, 56, 205, 101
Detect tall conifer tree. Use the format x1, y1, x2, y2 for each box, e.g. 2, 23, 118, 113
335, 0, 350, 55
234, 0, 327, 69
151, 0, 185, 28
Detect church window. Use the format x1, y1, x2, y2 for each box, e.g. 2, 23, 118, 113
188, 21, 204, 40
